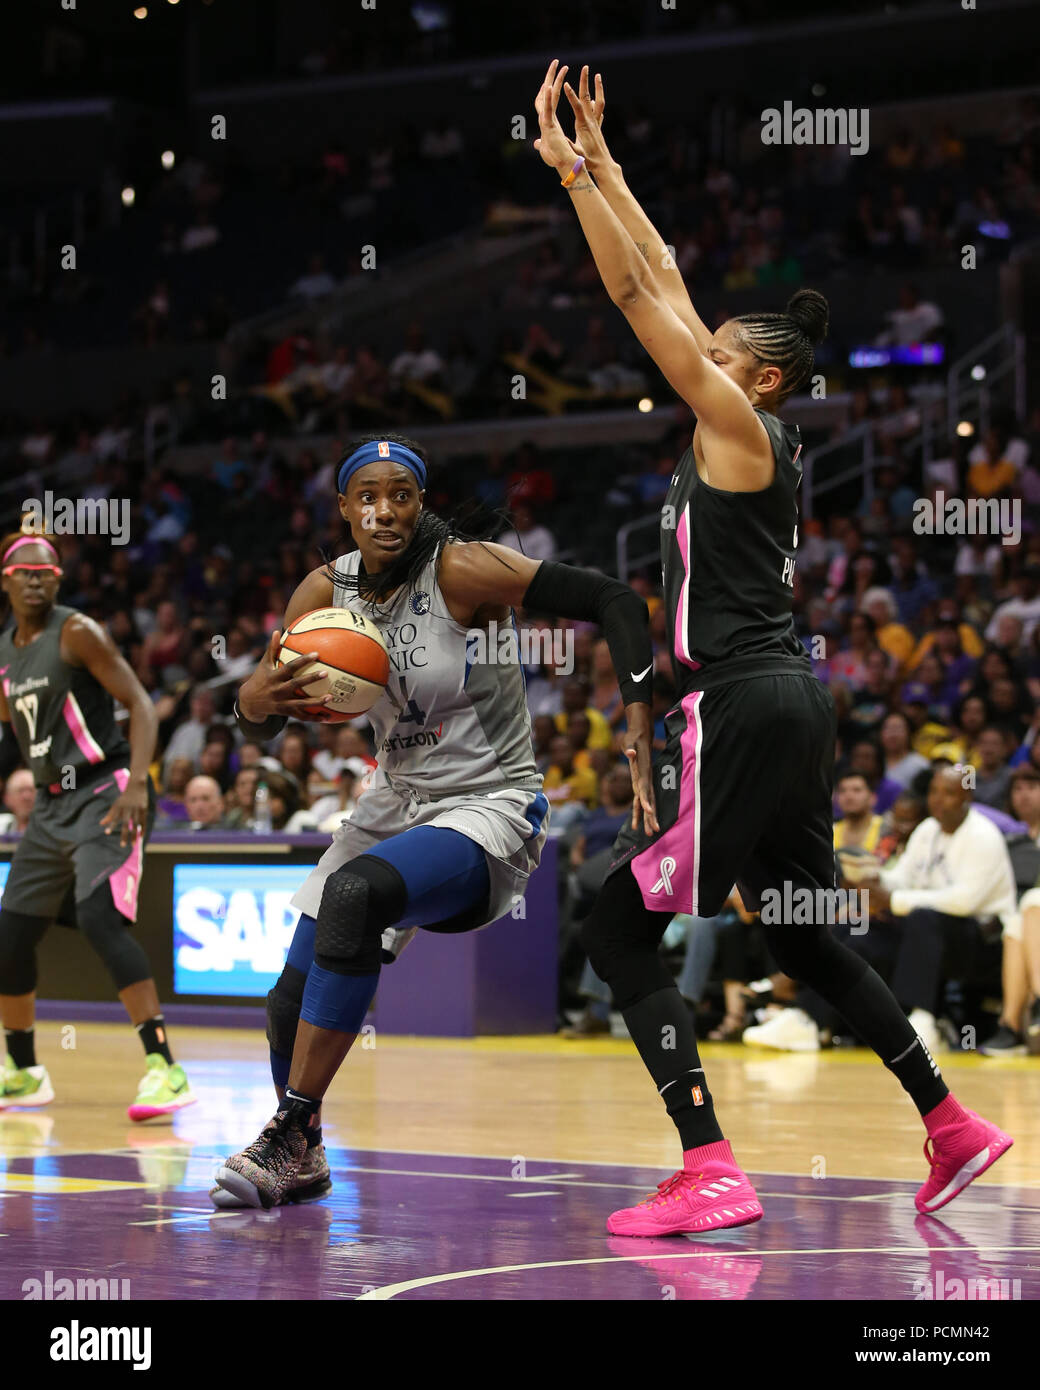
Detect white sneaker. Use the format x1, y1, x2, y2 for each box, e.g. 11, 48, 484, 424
908, 1008, 944, 1058
742, 1008, 820, 1052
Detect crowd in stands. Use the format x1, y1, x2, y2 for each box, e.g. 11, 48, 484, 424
2, 405, 1040, 1059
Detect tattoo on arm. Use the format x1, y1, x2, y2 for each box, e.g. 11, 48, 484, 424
636, 241, 650, 264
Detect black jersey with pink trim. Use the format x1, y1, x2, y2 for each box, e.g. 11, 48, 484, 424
661, 408, 810, 692
0, 604, 130, 788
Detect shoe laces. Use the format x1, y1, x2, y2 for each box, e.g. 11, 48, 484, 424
922, 1136, 938, 1171
641, 1169, 697, 1207
243, 1112, 300, 1173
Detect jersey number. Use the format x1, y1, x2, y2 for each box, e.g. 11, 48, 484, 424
387, 676, 427, 726
14, 693, 39, 742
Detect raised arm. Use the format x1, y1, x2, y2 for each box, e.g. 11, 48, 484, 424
439, 540, 659, 833
535, 62, 773, 490
564, 67, 713, 356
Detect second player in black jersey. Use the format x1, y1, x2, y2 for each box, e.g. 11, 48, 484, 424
533, 59, 1011, 1235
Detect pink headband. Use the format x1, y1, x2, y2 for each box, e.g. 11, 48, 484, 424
1, 536, 59, 565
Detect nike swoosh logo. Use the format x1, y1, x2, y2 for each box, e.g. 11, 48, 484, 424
630, 664, 653, 682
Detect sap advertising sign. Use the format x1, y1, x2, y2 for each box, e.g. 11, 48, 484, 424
173, 864, 301, 997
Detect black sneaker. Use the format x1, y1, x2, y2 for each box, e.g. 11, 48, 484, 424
214, 1106, 309, 1209
1027, 998, 1040, 1057
978, 1024, 1026, 1057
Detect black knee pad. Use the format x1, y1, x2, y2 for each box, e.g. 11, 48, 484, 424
0, 909, 51, 996
266, 964, 306, 1056
76, 884, 151, 991
315, 854, 408, 976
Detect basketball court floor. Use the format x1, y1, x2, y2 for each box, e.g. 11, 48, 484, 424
1, 1025, 1037, 1300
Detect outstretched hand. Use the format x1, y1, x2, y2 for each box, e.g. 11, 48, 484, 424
533, 60, 580, 172
562, 66, 613, 178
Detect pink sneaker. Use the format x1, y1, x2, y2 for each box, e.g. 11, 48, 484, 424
915, 1108, 1012, 1214
607, 1149, 763, 1237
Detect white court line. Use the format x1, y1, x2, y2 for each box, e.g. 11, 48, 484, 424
507, 1191, 561, 1199
356, 1244, 1040, 1301
130, 1211, 241, 1228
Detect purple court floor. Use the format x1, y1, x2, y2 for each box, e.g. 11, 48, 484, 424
1, 1138, 1037, 1299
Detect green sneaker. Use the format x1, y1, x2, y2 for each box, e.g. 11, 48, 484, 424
127, 1054, 196, 1122
0, 1055, 55, 1109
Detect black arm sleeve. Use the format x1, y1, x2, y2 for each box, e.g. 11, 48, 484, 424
233, 699, 288, 743
521, 561, 653, 707
0, 721, 23, 780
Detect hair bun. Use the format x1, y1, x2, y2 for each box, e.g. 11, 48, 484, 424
785, 288, 829, 346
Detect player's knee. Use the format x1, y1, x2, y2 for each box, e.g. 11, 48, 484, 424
266, 963, 306, 1056
314, 855, 407, 976
579, 913, 626, 986
0, 909, 47, 995
76, 888, 150, 991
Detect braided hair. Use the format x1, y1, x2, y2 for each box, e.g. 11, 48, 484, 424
320, 430, 519, 609
730, 288, 829, 403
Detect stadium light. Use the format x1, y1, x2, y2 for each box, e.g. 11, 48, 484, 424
161, 150, 176, 170
970, 364, 986, 381
811, 83, 826, 97
133, 6, 148, 17
637, 397, 654, 413
121, 186, 136, 206
956, 420, 975, 437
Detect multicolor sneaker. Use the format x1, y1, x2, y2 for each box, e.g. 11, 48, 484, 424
212, 1108, 309, 1210
127, 1055, 196, 1122
0, 1057, 54, 1110
915, 1109, 1013, 1214
606, 1148, 763, 1236
210, 1141, 332, 1209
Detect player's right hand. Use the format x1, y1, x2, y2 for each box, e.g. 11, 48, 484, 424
237, 629, 337, 722
562, 67, 615, 179
623, 707, 658, 836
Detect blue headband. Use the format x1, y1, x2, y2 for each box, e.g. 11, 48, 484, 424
337, 440, 427, 495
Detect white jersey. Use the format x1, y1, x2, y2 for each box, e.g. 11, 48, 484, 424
332, 546, 541, 798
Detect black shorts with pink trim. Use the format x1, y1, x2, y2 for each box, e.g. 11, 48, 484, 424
0, 762, 155, 925
605, 672, 836, 919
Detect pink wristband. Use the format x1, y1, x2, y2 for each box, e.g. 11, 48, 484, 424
561, 156, 586, 188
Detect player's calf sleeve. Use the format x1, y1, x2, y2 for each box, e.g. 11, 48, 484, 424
76, 887, 152, 991
622, 988, 724, 1151
267, 963, 307, 1091
0, 909, 50, 996
762, 921, 948, 1114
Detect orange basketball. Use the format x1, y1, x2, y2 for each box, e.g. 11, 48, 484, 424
277, 608, 389, 721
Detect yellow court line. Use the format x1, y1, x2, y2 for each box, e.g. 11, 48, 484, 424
0, 1175, 149, 1195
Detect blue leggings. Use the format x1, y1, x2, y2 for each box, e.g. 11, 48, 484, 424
287, 825, 490, 970
274, 827, 490, 1078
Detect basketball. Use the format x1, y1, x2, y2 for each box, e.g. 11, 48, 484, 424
277, 607, 390, 720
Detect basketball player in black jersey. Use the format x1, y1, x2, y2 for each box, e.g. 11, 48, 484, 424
0, 529, 194, 1121
535, 61, 1011, 1232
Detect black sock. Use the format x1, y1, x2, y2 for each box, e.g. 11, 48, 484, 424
622, 988, 725, 1150
281, 1086, 322, 1134
884, 1030, 948, 1116
5, 1027, 36, 1070
136, 1016, 173, 1065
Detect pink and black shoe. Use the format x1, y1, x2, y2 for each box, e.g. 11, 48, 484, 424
916, 1102, 1012, 1214
606, 1140, 763, 1237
